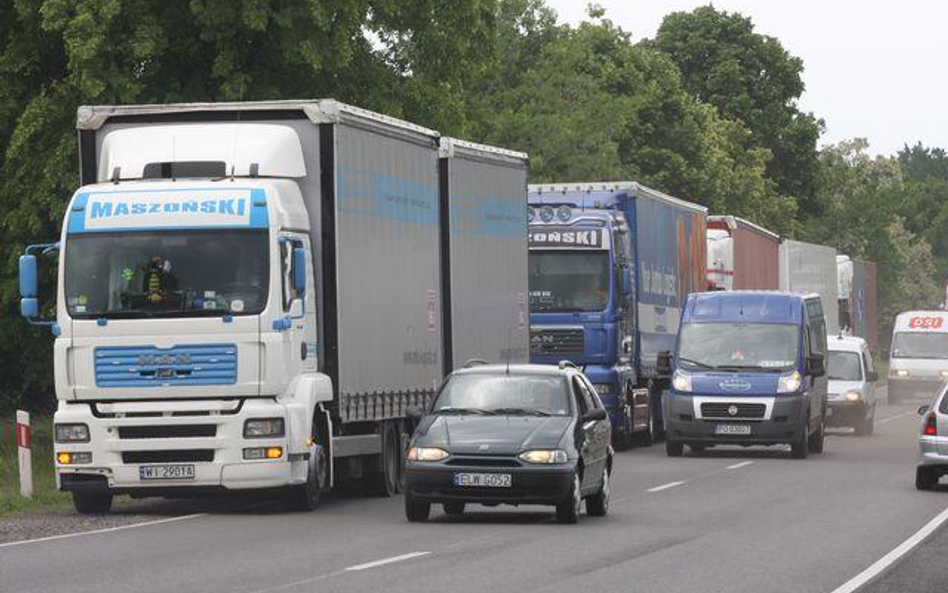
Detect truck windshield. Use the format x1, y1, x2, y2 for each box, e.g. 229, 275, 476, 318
892, 332, 948, 359
678, 323, 799, 371
528, 250, 610, 312
828, 351, 862, 381
432, 374, 571, 416
64, 229, 269, 319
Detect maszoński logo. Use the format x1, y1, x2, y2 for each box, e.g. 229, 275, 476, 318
528, 228, 601, 248
90, 197, 248, 219
82, 189, 254, 231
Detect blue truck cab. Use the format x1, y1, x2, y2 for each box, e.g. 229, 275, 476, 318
528, 183, 708, 449
662, 291, 829, 459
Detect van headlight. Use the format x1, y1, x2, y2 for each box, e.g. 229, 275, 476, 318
777, 371, 802, 394
55, 423, 90, 443
893, 369, 909, 377
672, 370, 692, 393
519, 449, 568, 464
843, 391, 861, 402
243, 418, 285, 438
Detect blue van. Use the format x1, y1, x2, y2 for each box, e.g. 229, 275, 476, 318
659, 292, 828, 459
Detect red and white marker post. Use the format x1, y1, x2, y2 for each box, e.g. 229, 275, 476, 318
16, 410, 33, 498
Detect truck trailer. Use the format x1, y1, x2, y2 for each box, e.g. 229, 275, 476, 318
837, 256, 879, 352
527, 182, 707, 448
706, 215, 780, 291
18, 100, 529, 513
779, 239, 840, 335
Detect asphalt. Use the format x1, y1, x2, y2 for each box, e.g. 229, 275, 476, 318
2, 387, 947, 593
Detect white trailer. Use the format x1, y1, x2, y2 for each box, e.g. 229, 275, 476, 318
779, 239, 839, 335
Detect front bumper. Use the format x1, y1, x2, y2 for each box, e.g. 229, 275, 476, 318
826, 400, 869, 427
664, 393, 806, 445
889, 378, 945, 402
405, 460, 576, 506
919, 435, 948, 468
53, 399, 307, 494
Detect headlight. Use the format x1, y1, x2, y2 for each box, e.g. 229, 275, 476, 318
243, 418, 285, 438
843, 391, 861, 402
777, 371, 802, 394
406, 446, 449, 462
592, 384, 612, 395
55, 423, 89, 443
519, 449, 568, 464
672, 370, 692, 393
940, 370, 948, 378
894, 369, 910, 377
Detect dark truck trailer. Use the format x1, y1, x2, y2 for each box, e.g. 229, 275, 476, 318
706, 215, 780, 291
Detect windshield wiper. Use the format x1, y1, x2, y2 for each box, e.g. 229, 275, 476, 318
430, 407, 496, 416
491, 407, 552, 416
677, 357, 717, 370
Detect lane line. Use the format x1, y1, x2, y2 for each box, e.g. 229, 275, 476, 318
647, 481, 685, 493
830, 504, 948, 593
345, 551, 430, 571
877, 411, 912, 425
0, 513, 206, 549
726, 461, 754, 470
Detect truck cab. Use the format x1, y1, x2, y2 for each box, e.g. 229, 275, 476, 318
663, 291, 828, 459
889, 311, 948, 404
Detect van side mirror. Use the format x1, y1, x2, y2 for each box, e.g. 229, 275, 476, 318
657, 351, 672, 376
292, 246, 306, 293
866, 371, 879, 383
918, 405, 929, 416
806, 354, 825, 377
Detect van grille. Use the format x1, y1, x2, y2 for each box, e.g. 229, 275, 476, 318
94, 344, 237, 388
530, 329, 584, 356
701, 402, 766, 419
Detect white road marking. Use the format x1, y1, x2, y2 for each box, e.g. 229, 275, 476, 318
877, 411, 912, 425
830, 504, 948, 593
647, 481, 685, 493
726, 461, 754, 470
0, 513, 206, 549
345, 551, 430, 571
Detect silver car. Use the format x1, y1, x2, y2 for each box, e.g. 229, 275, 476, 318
916, 385, 948, 490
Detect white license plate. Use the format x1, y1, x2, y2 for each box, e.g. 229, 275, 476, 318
139, 464, 196, 481
453, 473, 512, 488
715, 424, 752, 435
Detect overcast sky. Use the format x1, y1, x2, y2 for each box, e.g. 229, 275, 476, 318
545, 0, 948, 156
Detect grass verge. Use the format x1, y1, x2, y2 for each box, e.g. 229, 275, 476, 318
0, 415, 70, 516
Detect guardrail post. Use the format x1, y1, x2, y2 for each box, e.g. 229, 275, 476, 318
16, 410, 33, 498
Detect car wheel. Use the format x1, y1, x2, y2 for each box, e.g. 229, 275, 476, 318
808, 412, 825, 454
586, 467, 610, 517
405, 489, 431, 522
916, 466, 939, 490
665, 437, 683, 457
443, 502, 466, 515
72, 491, 113, 514
556, 473, 582, 524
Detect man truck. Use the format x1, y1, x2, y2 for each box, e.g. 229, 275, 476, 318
19, 100, 530, 513
527, 182, 707, 448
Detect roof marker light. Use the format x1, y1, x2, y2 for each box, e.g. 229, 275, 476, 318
556, 206, 571, 222
539, 206, 555, 223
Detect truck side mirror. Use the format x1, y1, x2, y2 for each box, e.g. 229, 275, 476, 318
806, 354, 825, 377
621, 267, 631, 296
19, 255, 38, 319
866, 370, 878, 383
292, 246, 306, 294
657, 351, 672, 375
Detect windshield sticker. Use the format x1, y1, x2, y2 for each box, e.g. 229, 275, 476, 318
760, 360, 794, 368
230, 299, 245, 313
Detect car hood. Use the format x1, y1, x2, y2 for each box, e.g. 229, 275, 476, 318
828, 380, 864, 395
416, 415, 572, 455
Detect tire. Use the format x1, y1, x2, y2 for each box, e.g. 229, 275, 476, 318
443, 502, 466, 515
405, 489, 430, 522
636, 398, 655, 447
855, 406, 874, 436
665, 438, 684, 457
808, 411, 825, 454
585, 467, 610, 517
367, 422, 399, 497
72, 491, 113, 514
283, 445, 325, 511
916, 466, 939, 490
791, 420, 809, 459
556, 473, 582, 524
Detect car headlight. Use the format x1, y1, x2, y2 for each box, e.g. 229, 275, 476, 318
940, 370, 948, 378
672, 370, 692, 393
518, 449, 568, 464
243, 418, 285, 438
406, 446, 449, 462
592, 384, 611, 395
843, 391, 861, 402
894, 369, 910, 377
777, 371, 802, 394
55, 423, 90, 443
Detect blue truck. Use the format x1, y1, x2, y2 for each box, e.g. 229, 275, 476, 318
660, 291, 829, 459
527, 182, 708, 448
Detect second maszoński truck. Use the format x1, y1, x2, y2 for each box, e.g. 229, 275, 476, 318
19, 100, 530, 513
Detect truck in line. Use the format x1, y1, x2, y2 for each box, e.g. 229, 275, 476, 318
837, 255, 879, 352
527, 182, 707, 448
18, 100, 530, 513
706, 215, 780, 291
779, 239, 840, 335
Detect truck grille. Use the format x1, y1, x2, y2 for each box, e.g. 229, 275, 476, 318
94, 344, 237, 388
122, 450, 214, 463
118, 425, 216, 439
530, 328, 584, 356
701, 402, 766, 419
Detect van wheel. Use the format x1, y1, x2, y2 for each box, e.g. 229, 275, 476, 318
72, 491, 113, 514
791, 421, 809, 459
665, 438, 683, 457
855, 407, 874, 436
808, 413, 825, 454
916, 467, 939, 490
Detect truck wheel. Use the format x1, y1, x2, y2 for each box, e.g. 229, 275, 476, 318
585, 467, 610, 517
556, 473, 582, 524
72, 491, 113, 514
808, 412, 825, 454
916, 467, 939, 490
368, 422, 399, 497
443, 502, 466, 515
405, 490, 430, 522
283, 445, 325, 511
665, 438, 683, 457
636, 401, 655, 447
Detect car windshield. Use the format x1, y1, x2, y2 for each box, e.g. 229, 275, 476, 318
828, 351, 862, 381
64, 229, 269, 319
678, 322, 799, 371
529, 250, 610, 313
432, 374, 571, 416
892, 332, 948, 359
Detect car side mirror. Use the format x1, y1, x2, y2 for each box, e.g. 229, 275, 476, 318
866, 371, 879, 383
806, 354, 825, 377
583, 408, 607, 422
657, 351, 672, 376
406, 406, 424, 420
918, 405, 929, 416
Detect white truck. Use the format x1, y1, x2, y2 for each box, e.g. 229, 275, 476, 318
18, 100, 529, 513
889, 311, 948, 404
779, 239, 840, 335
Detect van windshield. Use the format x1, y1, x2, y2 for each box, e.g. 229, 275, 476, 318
892, 332, 948, 359
828, 351, 862, 381
677, 322, 799, 372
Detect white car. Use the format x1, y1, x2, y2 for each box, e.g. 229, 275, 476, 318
917, 385, 948, 490
826, 335, 878, 435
